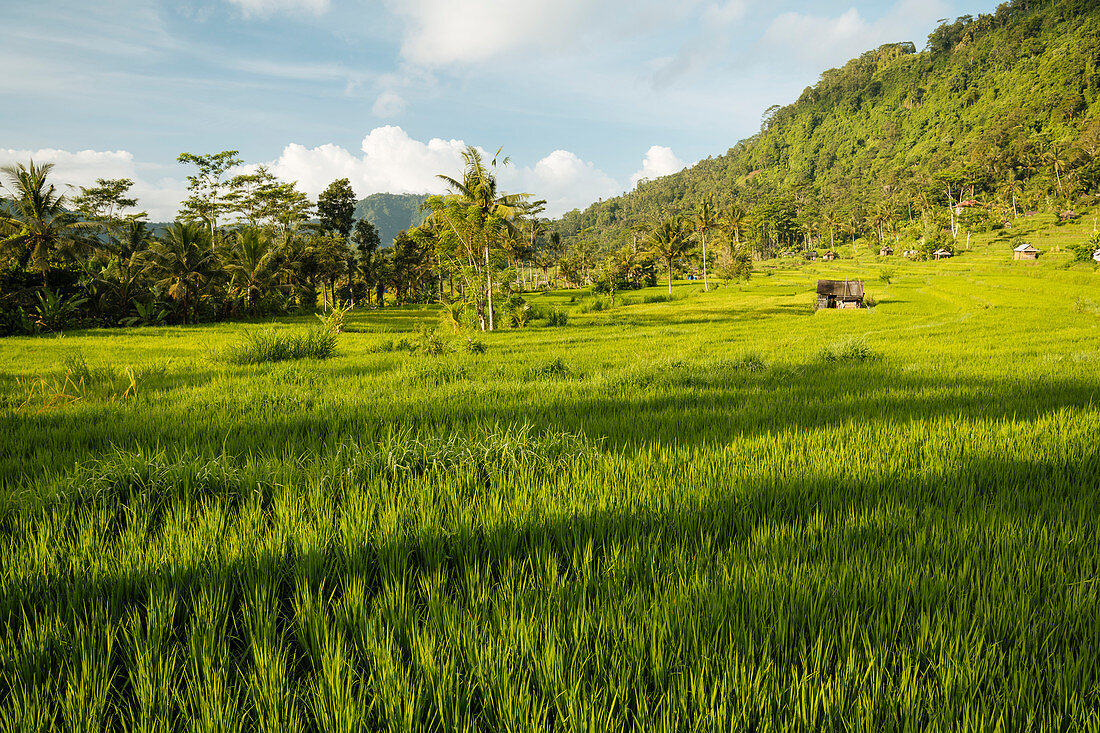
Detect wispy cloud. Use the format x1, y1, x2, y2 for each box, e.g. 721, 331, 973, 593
224, 0, 331, 18
761, 0, 950, 69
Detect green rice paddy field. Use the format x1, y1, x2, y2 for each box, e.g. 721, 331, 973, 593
2, 214, 1100, 731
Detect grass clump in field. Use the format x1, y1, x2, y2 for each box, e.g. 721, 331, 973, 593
528, 356, 574, 379
819, 336, 875, 363
224, 328, 336, 364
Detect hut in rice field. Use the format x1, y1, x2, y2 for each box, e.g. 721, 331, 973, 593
879, 246, 893, 256
822, 251, 838, 261
933, 248, 954, 260
1013, 243, 1040, 260
816, 280, 864, 310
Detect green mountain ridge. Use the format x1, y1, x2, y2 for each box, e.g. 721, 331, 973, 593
553, 0, 1100, 253
353, 192, 429, 247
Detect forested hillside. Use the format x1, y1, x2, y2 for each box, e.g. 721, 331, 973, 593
553, 0, 1100, 255
354, 193, 428, 247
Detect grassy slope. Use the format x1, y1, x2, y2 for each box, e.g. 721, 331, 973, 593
1, 215, 1098, 729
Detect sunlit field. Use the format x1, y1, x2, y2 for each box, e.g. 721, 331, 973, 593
2, 213, 1099, 731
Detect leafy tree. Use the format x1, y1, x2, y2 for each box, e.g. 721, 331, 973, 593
390, 227, 435, 303
177, 150, 243, 243
0, 160, 91, 286
225, 165, 311, 228
72, 178, 142, 222
317, 178, 357, 240
352, 218, 381, 255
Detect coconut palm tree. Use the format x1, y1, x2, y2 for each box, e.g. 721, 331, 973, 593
694, 200, 717, 292
719, 205, 746, 250
141, 222, 220, 324
0, 160, 91, 286
432, 146, 530, 330
821, 211, 842, 249
224, 227, 285, 315
1045, 143, 1069, 195
646, 216, 694, 295
98, 218, 153, 316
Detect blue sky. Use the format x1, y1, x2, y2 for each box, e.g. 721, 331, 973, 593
2, 0, 988, 218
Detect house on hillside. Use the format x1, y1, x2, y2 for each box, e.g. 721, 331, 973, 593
822, 251, 838, 261
933, 248, 954, 260
816, 280, 864, 310
879, 246, 894, 256
1013, 243, 1040, 260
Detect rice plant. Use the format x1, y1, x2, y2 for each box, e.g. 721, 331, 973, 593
3, 237, 1100, 729
223, 327, 337, 364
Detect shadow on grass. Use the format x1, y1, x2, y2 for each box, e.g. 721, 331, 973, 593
7, 364, 1098, 480
1, 446, 1097, 728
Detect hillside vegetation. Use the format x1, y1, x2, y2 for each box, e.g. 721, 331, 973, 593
554, 0, 1100, 257
353, 192, 428, 248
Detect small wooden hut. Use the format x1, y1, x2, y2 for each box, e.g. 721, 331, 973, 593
933, 248, 954, 260
816, 280, 864, 310
1013, 243, 1040, 260
879, 246, 894, 256
822, 251, 838, 261
805, 251, 817, 261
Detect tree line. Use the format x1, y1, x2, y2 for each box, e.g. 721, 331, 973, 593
1, 143, 757, 336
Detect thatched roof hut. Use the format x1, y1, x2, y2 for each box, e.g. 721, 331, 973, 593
933, 248, 954, 260
822, 251, 838, 261
879, 246, 894, 256
816, 280, 864, 310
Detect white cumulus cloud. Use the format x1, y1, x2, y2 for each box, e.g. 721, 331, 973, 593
630, 146, 684, 188
269, 126, 467, 199
1, 134, 693, 224
0, 148, 187, 221
503, 150, 620, 217
268, 126, 621, 218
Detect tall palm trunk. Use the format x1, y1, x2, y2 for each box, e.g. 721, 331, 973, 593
701, 232, 709, 292
485, 245, 495, 331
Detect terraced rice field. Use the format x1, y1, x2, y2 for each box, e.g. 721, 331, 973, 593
1, 214, 1099, 731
